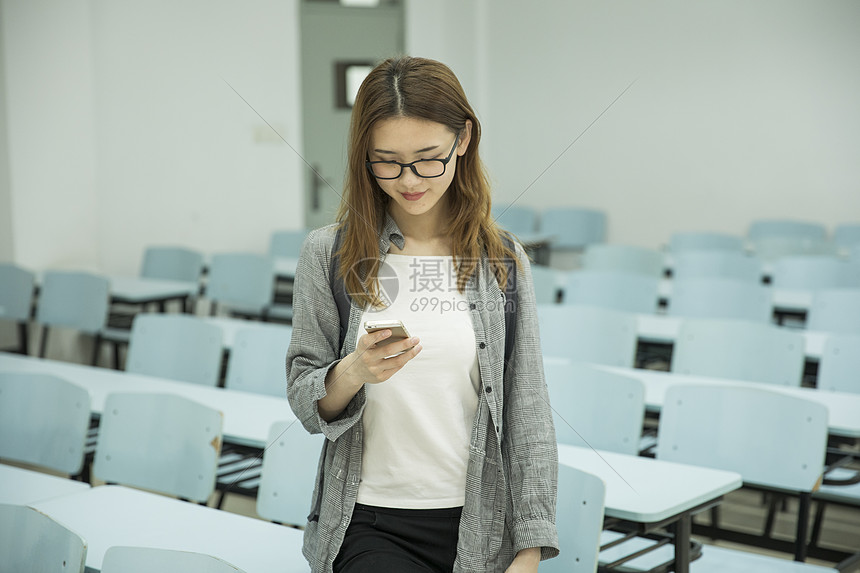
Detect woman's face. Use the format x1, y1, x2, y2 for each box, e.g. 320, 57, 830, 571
368, 116, 471, 223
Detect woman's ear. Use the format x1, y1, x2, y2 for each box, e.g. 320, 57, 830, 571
457, 120, 473, 156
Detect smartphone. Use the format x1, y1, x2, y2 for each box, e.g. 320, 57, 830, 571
364, 319, 412, 349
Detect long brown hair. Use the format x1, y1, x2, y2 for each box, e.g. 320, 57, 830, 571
335, 56, 517, 308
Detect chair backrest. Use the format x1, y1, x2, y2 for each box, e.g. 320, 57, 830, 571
671, 251, 762, 283
530, 265, 560, 305
748, 219, 827, 242
269, 230, 309, 259
668, 278, 772, 322
0, 503, 87, 573
539, 207, 607, 249
817, 334, 860, 394
538, 304, 638, 367
544, 360, 645, 455
657, 384, 828, 492
582, 244, 664, 277
834, 223, 860, 250
256, 421, 325, 525
141, 246, 205, 283
225, 325, 293, 397
669, 231, 745, 253
36, 271, 109, 333
126, 314, 224, 386
561, 270, 659, 314
806, 288, 860, 335
540, 466, 605, 573
93, 392, 223, 503
0, 373, 91, 475
492, 203, 538, 236
752, 236, 836, 262
102, 546, 246, 573
670, 319, 805, 386
0, 263, 36, 322
771, 256, 860, 290
207, 253, 275, 312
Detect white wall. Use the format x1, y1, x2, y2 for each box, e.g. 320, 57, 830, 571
0, 1, 14, 262
409, 0, 860, 249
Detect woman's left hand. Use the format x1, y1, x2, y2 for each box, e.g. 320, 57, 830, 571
504, 547, 540, 573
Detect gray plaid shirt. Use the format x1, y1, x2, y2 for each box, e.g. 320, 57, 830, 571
286, 215, 559, 572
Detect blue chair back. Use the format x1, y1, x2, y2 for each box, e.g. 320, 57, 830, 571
0, 263, 35, 322
93, 392, 223, 503
225, 325, 293, 397
672, 251, 762, 282
561, 270, 659, 314
0, 373, 90, 475
257, 421, 325, 526
538, 304, 638, 367
670, 319, 805, 386
748, 219, 827, 242
807, 288, 860, 335
36, 271, 109, 333
582, 244, 664, 277
492, 203, 538, 236
771, 256, 860, 290
141, 246, 204, 283
752, 236, 835, 262
269, 230, 309, 259
207, 253, 275, 313
544, 360, 645, 454
0, 504, 87, 573
668, 278, 772, 322
530, 265, 560, 305
834, 223, 860, 250
539, 207, 607, 249
126, 314, 224, 386
669, 231, 744, 253
817, 334, 860, 394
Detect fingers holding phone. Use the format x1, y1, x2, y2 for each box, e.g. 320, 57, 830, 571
352, 320, 422, 383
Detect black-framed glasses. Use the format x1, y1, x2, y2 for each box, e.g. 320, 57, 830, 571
366, 135, 460, 180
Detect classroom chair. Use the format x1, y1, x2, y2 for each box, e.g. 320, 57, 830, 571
0, 503, 87, 573
530, 264, 561, 304
126, 314, 224, 387
833, 222, 860, 251
668, 231, 745, 253
543, 360, 645, 455
224, 325, 293, 397
560, 270, 660, 314
35, 270, 110, 364
538, 304, 638, 367
671, 250, 762, 283
92, 392, 223, 504
101, 546, 246, 573
0, 262, 36, 354
748, 219, 828, 243
816, 334, 860, 394
582, 244, 665, 277
670, 319, 805, 386
206, 253, 278, 319
141, 245, 205, 284
492, 203, 538, 236
539, 207, 607, 250
0, 372, 91, 477
752, 236, 836, 263
771, 256, 860, 290
806, 288, 860, 335
657, 384, 828, 563
269, 230, 309, 259
540, 466, 605, 573
668, 278, 772, 323
256, 420, 325, 526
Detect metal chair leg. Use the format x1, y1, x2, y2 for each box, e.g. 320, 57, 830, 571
91, 333, 102, 366
39, 326, 50, 358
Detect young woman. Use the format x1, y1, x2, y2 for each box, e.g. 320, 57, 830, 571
286, 56, 558, 573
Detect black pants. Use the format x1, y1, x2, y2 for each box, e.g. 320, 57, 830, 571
333, 503, 462, 573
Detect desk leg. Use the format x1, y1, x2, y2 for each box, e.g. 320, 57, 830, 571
674, 514, 691, 573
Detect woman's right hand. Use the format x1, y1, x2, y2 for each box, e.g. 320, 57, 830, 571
318, 330, 422, 422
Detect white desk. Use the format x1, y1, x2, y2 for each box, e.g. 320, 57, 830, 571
0, 463, 90, 505
31, 485, 308, 573
597, 364, 860, 439
635, 313, 827, 360
558, 443, 741, 573
0, 353, 293, 448
203, 317, 292, 350
657, 279, 813, 314
108, 276, 199, 306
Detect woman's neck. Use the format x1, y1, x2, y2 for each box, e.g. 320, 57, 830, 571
387, 204, 453, 256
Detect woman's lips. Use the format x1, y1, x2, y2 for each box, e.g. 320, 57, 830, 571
402, 192, 426, 201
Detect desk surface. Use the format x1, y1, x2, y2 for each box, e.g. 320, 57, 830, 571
203, 317, 292, 350
557, 444, 742, 523
0, 353, 294, 448
596, 364, 860, 439
0, 463, 91, 505
109, 276, 198, 303
31, 485, 308, 573
657, 279, 812, 313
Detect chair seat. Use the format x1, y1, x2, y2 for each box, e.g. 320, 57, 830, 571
815, 468, 860, 505
100, 327, 132, 343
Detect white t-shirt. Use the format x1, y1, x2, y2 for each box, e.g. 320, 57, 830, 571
355, 253, 480, 509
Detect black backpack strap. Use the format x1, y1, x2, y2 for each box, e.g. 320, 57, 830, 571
330, 226, 351, 354
500, 233, 518, 366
